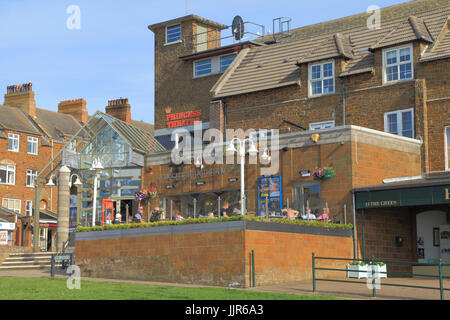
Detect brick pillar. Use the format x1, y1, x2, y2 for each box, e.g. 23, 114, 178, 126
56, 166, 71, 252
210, 100, 225, 140
415, 79, 429, 173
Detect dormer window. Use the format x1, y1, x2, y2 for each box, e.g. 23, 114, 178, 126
166, 24, 181, 44
308, 61, 335, 96
383, 45, 413, 83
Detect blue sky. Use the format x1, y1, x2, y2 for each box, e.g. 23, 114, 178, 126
0, 0, 407, 124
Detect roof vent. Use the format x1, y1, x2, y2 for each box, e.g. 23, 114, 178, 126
360, 47, 369, 52
283, 58, 289, 63
257, 63, 263, 68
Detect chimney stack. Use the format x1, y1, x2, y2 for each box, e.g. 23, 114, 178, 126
58, 98, 88, 123
105, 98, 131, 123
4, 82, 36, 117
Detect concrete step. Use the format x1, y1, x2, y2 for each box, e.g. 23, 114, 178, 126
0, 264, 54, 270
8, 252, 56, 256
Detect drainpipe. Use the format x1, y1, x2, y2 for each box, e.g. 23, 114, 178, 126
50, 139, 54, 211
339, 78, 346, 126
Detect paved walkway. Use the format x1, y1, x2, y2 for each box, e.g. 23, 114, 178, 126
249, 278, 450, 300
0, 269, 448, 300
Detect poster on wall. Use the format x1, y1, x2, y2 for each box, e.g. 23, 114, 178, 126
69, 195, 78, 232
0, 231, 8, 245
440, 225, 450, 264
257, 175, 282, 216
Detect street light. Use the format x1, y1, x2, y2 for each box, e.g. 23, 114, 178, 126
46, 177, 55, 187
69, 174, 82, 188
226, 137, 259, 215
89, 157, 104, 227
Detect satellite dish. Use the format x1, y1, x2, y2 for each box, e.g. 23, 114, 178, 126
232, 15, 244, 41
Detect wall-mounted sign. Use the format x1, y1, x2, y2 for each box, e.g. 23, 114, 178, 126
300, 170, 311, 177
196, 181, 206, 186
257, 175, 282, 216
0, 231, 8, 245
165, 108, 202, 128
158, 167, 225, 181
166, 184, 175, 189
0, 223, 15, 230
228, 178, 238, 182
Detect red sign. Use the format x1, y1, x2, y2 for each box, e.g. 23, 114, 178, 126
165, 109, 202, 128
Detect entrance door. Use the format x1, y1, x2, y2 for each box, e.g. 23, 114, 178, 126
416, 211, 447, 263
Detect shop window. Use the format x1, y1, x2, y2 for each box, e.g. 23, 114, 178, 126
2, 198, 21, 213
293, 182, 322, 216
383, 45, 413, 83
384, 108, 414, 138
166, 24, 181, 44
446, 126, 450, 171
309, 60, 334, 96
27, 136, 38, 155
0, 164, 15, 185
26, 169, 37, 187
8, 133, 19, 152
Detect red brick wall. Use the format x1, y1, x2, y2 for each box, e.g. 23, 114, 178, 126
75, 228, 353, 287
244, 230, 354, 287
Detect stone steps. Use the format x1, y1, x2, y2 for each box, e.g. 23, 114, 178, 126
0, 252, 62, 270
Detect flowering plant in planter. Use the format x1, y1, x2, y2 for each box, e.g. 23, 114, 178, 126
313, 167, 336, 180
134, 187, 157, 205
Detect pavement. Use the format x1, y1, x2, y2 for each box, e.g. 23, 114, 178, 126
0, 269, 448, 300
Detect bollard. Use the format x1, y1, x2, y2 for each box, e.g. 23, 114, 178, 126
371, 255, 376, 298
439, 258, 444, 300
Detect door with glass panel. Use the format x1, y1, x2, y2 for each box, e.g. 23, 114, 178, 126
293, 182, 322, 215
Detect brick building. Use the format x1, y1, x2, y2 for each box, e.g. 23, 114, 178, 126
145, 0, 450, 270
0, 83, 157, 251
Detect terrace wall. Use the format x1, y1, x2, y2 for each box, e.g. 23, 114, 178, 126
75, 221, 353, 287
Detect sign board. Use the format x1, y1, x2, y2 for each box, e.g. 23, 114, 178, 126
355, 185, 450, 209
0, 222, 15, 230
0, 231, 8, 245
54, 255, 72, 261
165, 109, 202, 128
440, 225, 450, 264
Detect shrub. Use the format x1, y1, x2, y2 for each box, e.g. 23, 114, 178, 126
76, 215, 353, 232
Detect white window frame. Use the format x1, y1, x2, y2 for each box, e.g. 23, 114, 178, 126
445, 126, 450, 171
0, 164, 15, 185
2, 198, 21, 214
26, 169, 37, 187
193, 54, 237, 78
26, 200, 33, 217
309, 120, 335, 130
382, 44, 414, 84
308, 60, 335, 97
165, 24, 182, 45
27, 136, 38, 155
8, 133, 19, 152
384, 108, 415, 138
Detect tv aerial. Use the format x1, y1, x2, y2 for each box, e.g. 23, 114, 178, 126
232, 15, 244, 41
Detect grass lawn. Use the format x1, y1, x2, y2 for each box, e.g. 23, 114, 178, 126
0, 277, 340, 300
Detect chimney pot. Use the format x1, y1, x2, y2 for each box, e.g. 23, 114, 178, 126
4, 82, 36, 117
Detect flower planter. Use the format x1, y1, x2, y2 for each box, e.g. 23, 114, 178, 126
368, 264, 387, 278
346, 264, 368, 279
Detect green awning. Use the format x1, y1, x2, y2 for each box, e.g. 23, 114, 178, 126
354, 183, 450, 209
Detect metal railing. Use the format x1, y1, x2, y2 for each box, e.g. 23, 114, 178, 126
312, 252, 450, 300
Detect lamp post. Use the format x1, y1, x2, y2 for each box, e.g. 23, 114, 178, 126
90, 157, 104, 227
226, 138, 258, 215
